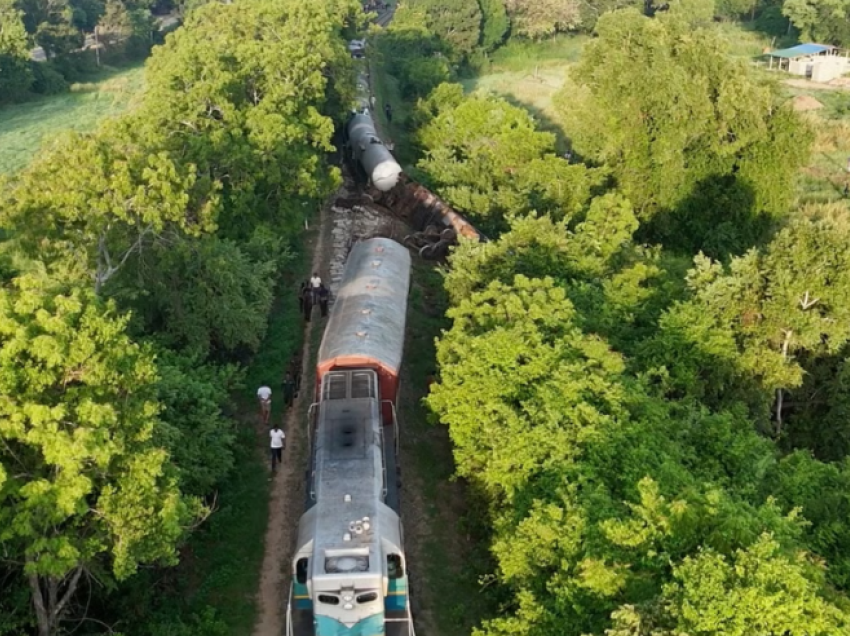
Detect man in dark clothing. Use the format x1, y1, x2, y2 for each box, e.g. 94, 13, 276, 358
384, 102, 392, 124
283, 372, 296, 408
319, 285, 330, 318
303, 287, 313, 322
298, 281, 307, 315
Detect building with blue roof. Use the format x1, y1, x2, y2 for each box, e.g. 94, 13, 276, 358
765, 42, 848, 82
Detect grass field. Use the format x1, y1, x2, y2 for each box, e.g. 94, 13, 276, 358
0, 64, 145, 175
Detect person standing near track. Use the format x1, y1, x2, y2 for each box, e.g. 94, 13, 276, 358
257, 385, 272, 424
270, 425, 285, 473
310, 272, 322, 304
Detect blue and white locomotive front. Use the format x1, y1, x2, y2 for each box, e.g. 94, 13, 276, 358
291, 371, 410, 636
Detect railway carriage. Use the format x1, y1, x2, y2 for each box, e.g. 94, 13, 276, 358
287, 238, 414, 636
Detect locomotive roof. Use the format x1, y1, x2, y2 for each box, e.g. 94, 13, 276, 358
318, 238, 411, 380
311, 393, 384, 579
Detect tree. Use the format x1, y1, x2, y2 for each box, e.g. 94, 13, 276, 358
123, 0, 359, 238
34, 20, 83, 57
782, 0, 850, 47
427, 274, 630, 501
0, 274, 199, 636
0, 0, 33, 101
505, 0, 581, 39
416, 91, 606, 232
647, 217, 850, 433
559, 10, 812, 254
113, 231, 285, 357
396, 0, 482, 55
606, 534, 850, 635
0, 129, 220, 293
377, 20, 452, 99
153, 349, 241, 497
477, 0, 508, 50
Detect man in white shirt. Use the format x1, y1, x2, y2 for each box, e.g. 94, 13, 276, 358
257, 385, 272, 424
310, 272, 322, 304
270, 426, 286, 472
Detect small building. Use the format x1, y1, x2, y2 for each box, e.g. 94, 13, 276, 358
765, 43, 849, 82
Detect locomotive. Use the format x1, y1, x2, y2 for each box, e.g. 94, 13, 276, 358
286, 238, 414, 636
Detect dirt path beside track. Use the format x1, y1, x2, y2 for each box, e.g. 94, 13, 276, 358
251, 204, 330, 636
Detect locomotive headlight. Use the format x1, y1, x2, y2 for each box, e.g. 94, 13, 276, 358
343, 594, 353, 602
343, 603, 354, 610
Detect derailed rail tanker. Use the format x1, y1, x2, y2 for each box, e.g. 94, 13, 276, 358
345, 69, 402, 192
286, 238, 414, 636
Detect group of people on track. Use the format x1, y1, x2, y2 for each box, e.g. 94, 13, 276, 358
257, 274, 331, 474
299, 273, 329, 322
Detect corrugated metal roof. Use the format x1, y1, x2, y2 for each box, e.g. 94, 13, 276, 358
767, 43, 837, 58
318, 238, 411, 379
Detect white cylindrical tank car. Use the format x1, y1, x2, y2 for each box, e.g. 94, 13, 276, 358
347, 113, 402, 192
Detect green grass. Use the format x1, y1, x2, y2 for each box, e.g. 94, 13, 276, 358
460, 37, 586, 151
0, 64, 145, 175
369, 49, 418, 170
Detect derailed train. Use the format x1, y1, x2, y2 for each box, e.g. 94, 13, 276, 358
286, 238, 414, 636
345, 67, 403, 192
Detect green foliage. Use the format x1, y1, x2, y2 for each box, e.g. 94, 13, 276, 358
416, 89, 606, 232
428, 275, 629, 500
28, 59, 69, 94
478, 0, 508, 50
505, 0, 582, 39
396, 0, 482, 56
622, 534, 850, 635
559, 10, 812, 255
427, 256, 845, 636
648, 217, 850, 428
0, 127, 220, 292
153, 350, 241, 497
665, 0, 716, 25
114, 231, 286, 357
377, 18, 453, 99
0, 0, 33, 102
126, 0, 356, 237
782, 0, 850, 46
0, 274, 200, 635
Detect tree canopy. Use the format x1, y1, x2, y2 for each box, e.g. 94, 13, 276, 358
0, 275, 199, 636
558, 10, 812, 255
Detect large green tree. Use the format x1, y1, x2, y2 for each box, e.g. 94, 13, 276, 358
395, 0, 482, 55
505, 0, 581, 38
122, 0, 360, 238
783, 0, 850, 46
0, 0, 33, 101
427, 269, 843, 636
0, 275, 199, 636
0, 129, 220, 294
647, 217, 850, 433
478, 0, 508, 49
416, 88, 606, 232
559, 10, 812, 255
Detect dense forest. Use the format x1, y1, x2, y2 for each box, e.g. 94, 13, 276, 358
398, 5, 850, 636
0, 0, 361, 633
2, 0, 850, 631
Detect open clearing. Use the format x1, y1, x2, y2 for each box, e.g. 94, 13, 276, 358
0, 64, 144, 175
